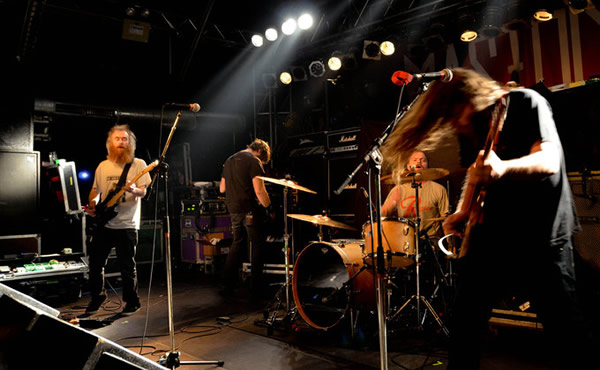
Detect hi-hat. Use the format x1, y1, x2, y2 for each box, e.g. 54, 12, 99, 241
258, 176, 317, 194
287, 214, 357, 230
382, 168, 449, 184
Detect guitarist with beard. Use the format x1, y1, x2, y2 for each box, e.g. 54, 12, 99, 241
381, 69, 588, 369
84, 124, 152, 316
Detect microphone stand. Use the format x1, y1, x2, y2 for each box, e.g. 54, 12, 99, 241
151, 111, 224, 369
334, 83, 426, 370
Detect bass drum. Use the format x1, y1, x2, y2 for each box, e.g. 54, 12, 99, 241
292, 241, 375, 330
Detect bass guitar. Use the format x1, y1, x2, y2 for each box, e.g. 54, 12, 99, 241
458, 95, 509, 258
87, 160, 159, 234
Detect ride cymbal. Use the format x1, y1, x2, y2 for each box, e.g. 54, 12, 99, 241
287, 214, 357, 230
382, 168, 449, 184
257, 176, 317, 194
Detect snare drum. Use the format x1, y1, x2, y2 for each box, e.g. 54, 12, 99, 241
362, 217, 415, 268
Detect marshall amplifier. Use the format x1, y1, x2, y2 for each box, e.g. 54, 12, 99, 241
288, 131, 326, 158
326, 128, 360, 156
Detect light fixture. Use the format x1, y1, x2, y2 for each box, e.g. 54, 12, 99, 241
362, 40, 381, 60
291, 66, 307, 81
481, 5, 503, 38
298, 13, 314, 30
262, 73, 277, 88
309, 60, 326, 77
125, 7, 136, 16
141, 8, 150, 18
423, 23, 445, 50
533, 8, 553, 21
568, 0, 589, 11
265, 27, 278, 41
280, 72, 292, 85
458, 13, 479, 42
379, 41, 395, 56
251, 34, 264, 47
503, 0, 529, 31
282, 18, 297, 35
328, 56, 342, 71
533, 1, 556, 22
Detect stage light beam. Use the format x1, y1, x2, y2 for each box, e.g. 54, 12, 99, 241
282, 18, 297, 35
251, 34, 264, 47
298, 13, 313, 30
265, 28, 278, 41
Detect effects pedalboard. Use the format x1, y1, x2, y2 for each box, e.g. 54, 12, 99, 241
0, 260, 88, 281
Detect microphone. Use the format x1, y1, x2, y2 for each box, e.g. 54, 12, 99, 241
165, 103, 201, 112
391, 70, 414, 86
413, 68, 453, 83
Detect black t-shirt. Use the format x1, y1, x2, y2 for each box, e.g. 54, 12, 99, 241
459, 89, 580, 248
221, 151, 265, 213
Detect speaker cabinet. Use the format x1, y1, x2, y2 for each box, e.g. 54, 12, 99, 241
569, 172, 600, 271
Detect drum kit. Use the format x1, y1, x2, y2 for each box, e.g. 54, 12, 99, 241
256, 167, 455, 338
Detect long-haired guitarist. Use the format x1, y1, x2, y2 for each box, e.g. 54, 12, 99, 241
84, 124, 152, 316
381, 68, 586, 369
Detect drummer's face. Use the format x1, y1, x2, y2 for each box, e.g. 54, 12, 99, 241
406, 152, 428, 171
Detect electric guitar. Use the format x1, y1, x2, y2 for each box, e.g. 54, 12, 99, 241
87, 160, 158, 234
458, 95, 509, 258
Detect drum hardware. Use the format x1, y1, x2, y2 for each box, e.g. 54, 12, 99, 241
257, 176, 317, 332
381, 168, 450, 185
388, 174, 450, 337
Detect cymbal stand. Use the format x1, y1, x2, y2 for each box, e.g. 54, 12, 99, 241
262, 186, 297, 332
388, 177, 449, 337
149, 111, 223, 368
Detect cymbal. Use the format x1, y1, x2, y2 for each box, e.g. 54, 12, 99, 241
257, 176, 317, 194
382, 168, 449, 184
287, 214, 357, 231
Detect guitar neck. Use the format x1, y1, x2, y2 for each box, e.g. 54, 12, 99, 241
105, 160, 158, 208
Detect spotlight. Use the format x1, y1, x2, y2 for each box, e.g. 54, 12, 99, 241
423, 23, 445, 51
328, 56, 342, 71
298, 13, 314, 30
262, 73, 277, 88
309, 60, 326, 78
458, 13, 478, 42
569, 0, 589, 10
503, 0, 529, 31
533, 8, 553, 21
251, 34, 264, 47
280, 72, 292, 85
291, 66, 307, 81
141, 8, 150, 18
380, 41, 395, 56
265, 28, 278, 41
533, 1, 556, 22
125, 7, 136, 16
362, 40, 381, 60
481, 5, 503, 38
282, 18, 297, 35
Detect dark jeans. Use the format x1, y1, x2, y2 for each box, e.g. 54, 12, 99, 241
88, 227, 140, 305
447, 228, 587, 369
223, 210, 266, 295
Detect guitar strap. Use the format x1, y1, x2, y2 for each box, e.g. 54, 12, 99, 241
114, 161, 133, 200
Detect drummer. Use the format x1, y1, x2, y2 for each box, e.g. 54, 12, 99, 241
380, 150, 449, 242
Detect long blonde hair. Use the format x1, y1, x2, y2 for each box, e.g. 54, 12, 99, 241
381, 68, 507, 172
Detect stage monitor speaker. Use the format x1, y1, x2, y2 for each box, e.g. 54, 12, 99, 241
0, 282, 164, 370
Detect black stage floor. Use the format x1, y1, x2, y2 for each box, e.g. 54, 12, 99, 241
38, 259, 588, 370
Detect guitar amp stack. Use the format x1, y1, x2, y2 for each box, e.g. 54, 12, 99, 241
180, 186, 231, 272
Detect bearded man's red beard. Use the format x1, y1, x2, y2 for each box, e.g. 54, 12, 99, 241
108, 143, 134, 164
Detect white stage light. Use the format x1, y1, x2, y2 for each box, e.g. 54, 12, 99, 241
282, 18, 297, 35
298, 14, 313, 30
251, 34, 264, 47
265, 28, 278, 41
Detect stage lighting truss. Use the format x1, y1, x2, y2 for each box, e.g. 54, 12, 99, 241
309, 60, 326, 78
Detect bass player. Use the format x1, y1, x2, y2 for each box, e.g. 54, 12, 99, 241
84, 124, 152, 316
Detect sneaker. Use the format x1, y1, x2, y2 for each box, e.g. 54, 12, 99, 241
121, 303, 141, 316
85, 295, 107, 314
